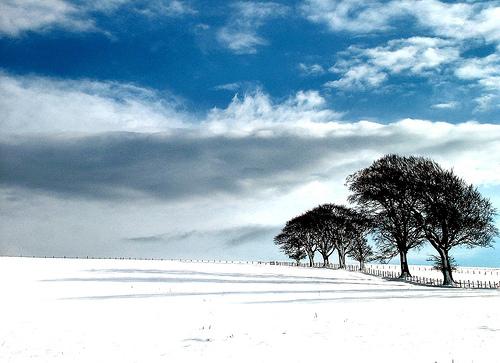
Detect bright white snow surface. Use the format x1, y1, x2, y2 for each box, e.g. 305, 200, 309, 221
0, 257, 499, 363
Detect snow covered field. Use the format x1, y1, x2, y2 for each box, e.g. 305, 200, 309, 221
0, 257, 499, 363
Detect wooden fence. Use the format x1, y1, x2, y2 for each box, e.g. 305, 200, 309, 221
365, 263, 500, 278
363, 266, 500, 289
267, 260, 500, 289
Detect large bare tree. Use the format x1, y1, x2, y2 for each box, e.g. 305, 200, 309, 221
412, 159, 498, 285
346, 155, 425, 277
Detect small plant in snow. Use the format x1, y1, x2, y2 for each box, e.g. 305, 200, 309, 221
427, 254, 457, 273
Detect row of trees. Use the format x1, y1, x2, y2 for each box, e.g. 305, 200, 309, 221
274, 155, 498, 285
274, 205, 373, 270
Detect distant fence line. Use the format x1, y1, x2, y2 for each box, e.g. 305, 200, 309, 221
8, 255, 500, 289
13, 255, 270, 264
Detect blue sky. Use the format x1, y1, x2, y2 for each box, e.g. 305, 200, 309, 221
0, 0, 499, 266
1, 0, 499, 121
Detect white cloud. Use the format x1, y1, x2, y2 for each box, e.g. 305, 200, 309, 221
204, 89, 343, 135
367, 37, 459, 73
0, 0, 195, 37
325, 64, 387, 90
301, 0, 500, 45
0, 0, 94, 36
431, 101, 458, 110
214, 83, 241, 91
217, 29, 267, 54
0, 73, 344, 135
135, 0, 196, 17
326, 37, 460, 90
216, 1, 288, 54
301, 0, 405, 33
298, 63, 326, 76
455, 54, 500, 80
0, 73, 188, 133
408, 0, 500, 44
455, 54, 500, 112
302, 1, 499, 110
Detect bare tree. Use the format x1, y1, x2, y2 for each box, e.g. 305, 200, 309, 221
289, 245, 307, 266
279, 213, 318, 267
276, 205, 367, 268
274, 232, 306, 266
348, 237, 374, 270
309, 205, 337, 267
412, 159, 498, 285
335, 206, 370, 269
346, 155, 425, 277
310, 204, 367, 269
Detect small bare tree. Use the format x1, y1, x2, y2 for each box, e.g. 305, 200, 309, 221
274, 232, 306, 266
310, 204, 367, 269
348, 237, 374, 270
278, 212, 318, 267
309, 205, 337, 266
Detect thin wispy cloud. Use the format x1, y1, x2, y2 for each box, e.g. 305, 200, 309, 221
216, 1, 288, 54
431, 102, 458, 110
298, 63, 326, 76
125, 225, 278, 248
0, 0, 196, 37
214, 83, 241, 91
0, 0, 95, 36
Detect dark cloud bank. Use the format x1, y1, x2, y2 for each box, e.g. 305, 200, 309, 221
0, 132, 355, 199
0, 128, 469, 201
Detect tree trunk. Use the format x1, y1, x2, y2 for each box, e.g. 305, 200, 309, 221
438, 248, 454, 286
307, 252, 314, 267
337, 248, 346, 269
322, 254, 329, 267
359, 259, 365, 271
399, 250, 411, 278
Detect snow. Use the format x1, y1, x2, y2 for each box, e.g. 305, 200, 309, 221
0, 257, 499, 363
